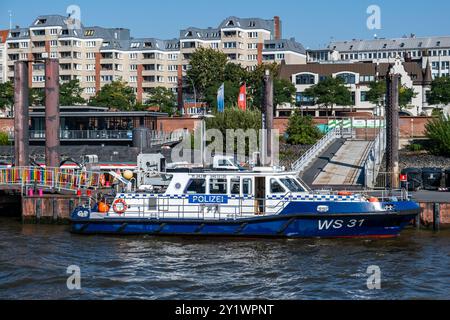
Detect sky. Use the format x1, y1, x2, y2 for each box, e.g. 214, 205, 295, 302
0, 0, 449, 48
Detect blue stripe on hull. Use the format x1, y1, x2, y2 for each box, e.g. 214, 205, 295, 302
71, 213, 416, 238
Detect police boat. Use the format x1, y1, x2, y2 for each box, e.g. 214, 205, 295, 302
70, 165, 421, 239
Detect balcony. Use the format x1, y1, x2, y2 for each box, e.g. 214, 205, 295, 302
24, 130, 133, 142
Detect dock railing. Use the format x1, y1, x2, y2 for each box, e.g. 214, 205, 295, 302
0, 167, 102, 193
363, 126, 386, 189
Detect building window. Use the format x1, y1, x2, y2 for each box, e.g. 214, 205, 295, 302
130, 64, 138, 71
86, 52, 95, 59
129, 76, 137, 83
86, 76, 95, 82
223, 42, 237, 49
129, 53, 138, 60
85, 88, 96, 94
360, 91, 368, 102
85, 41, 96, 47
336, 73, 356, 84
295, 74, 315, 85
32, 76, 45, 83
248, 32, 258, 38
296, 93, 315, 106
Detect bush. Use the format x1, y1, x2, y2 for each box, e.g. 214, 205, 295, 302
0, 132, 10, 146
285, 111, 323, 145
407, 143, 423, 152
425, 114, 450, 156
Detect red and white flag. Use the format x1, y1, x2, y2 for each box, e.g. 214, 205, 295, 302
238, 83, 247, 111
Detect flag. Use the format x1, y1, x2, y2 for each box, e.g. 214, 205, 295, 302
238, 83, 247, 111
217, 83, 225, 113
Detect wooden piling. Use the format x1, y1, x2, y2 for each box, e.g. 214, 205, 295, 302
433, 203, 440, 232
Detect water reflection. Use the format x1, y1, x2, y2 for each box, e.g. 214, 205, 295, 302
0, 218, 449, 300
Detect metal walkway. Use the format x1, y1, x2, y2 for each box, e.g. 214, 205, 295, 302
312, 140, 372, 186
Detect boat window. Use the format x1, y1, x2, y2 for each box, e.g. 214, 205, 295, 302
280, 178, 305, 193
185, 179, 206, 194
230, 179, 240, 195
209, 178, 227, 194
243, 178, 252, 195
270, 179, 286, 194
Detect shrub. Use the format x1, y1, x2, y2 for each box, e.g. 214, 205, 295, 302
407, 143, 423, 152
0, 132, 10, 146
285, 111, 323, 145
425, 114, 450, 156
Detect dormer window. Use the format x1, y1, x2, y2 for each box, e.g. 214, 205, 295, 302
400, 43, 405, 48
437, 41, 441, 47
383, 43, 387, 49
84, 29, 95, 37
130, 42, 140, 48
185, 31, 192, 37
35, 19, 47, 25
197, 32, 201, 38
418, 42, 423, 48
226, 20, 235, 27
249, 21, 256, 27
144, 42, 152, 48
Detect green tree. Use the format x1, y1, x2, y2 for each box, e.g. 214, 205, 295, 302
427, 77, 450, 114
274, 78, 296, 110
187, 47, 228, 99
29, 88, 45, 106
205, 107, 262, 155
89, 80, 136, 110
60, 79, 86, 106
302, 77, 352, 114
425, 114, 450, 156
367, 81, 417, 110
285, 110, 323, 145
0, 81, 14, 111
145, 87, 177, 115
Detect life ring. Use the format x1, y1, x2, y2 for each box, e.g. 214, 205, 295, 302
112, 199, 128, 215
338, 191, 353, 196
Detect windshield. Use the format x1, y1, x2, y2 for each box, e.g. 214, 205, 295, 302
280, 178, 306, 193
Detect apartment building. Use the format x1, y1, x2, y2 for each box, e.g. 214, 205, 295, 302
5, 14, 307, 106
279, 59, 433, 117
0, 30, 8, 83
307, 35, 450, 79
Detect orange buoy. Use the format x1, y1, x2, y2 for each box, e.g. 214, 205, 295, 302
98, 202, 110, 213
369, 197, 380, 203
338, 191, 353, 196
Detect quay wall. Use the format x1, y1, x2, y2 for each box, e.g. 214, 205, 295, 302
21, 195, 79, 224
419, 202, 450, 227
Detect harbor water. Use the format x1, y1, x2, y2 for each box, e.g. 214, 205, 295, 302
0, 217, 449, 300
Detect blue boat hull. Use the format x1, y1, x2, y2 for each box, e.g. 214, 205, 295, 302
70, 210, 419, 239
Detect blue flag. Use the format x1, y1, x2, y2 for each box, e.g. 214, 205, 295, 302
217, 83, 225, 113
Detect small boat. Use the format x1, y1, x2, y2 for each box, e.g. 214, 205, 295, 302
70, 166, 421, 239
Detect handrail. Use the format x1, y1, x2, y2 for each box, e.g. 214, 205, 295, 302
0, 166, 102, 192
363, 126, 386, 189
291, 128, 341, 173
